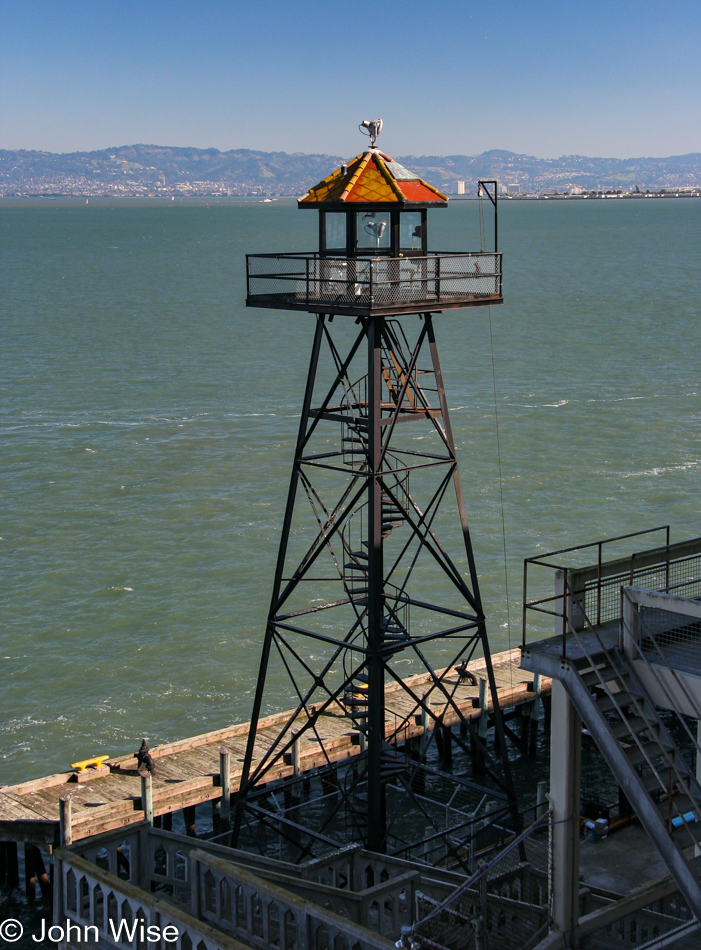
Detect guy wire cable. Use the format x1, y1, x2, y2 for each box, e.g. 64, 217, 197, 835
487, 305, 513, 687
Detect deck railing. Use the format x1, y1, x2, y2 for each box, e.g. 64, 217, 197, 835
54, 824, 462, 949
246, 251, 502, 314
521, 527, 701, 660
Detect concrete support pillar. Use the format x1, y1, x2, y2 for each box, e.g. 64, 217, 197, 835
550, 680, 581, 946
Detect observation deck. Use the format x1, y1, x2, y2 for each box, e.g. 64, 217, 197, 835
246, 249, 503, 316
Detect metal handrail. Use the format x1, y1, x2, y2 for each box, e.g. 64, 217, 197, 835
522, 526, 671, 649
409, 806, 553, 933
623, 588, 701, 736
247, 250, 500, 261
247, 251, 503, 303
558, 579, 701, 850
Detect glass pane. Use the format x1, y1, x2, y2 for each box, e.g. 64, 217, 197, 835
356, 212, 391, 250
325, 213, 346, 250
400, 212, 423, 250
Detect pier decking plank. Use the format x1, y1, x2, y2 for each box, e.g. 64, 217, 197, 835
0, 648, 548, 845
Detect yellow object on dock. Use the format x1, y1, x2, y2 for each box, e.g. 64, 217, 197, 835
70, 755, 110, 772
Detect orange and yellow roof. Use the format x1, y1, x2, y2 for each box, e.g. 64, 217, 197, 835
299, 150, 448, 209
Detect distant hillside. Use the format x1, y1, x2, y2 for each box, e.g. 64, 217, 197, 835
1, 144, 700, 197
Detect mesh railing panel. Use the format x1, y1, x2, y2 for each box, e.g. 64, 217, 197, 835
639, 606, 701, 677
247, 252, 501, 309
575, 554, 701, 629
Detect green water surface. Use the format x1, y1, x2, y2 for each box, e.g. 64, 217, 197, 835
1, 196, 700, 785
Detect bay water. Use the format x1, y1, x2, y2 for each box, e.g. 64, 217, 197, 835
2, 196, 700, 786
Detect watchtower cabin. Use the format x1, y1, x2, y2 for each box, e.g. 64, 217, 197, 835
246, 139, 502, 316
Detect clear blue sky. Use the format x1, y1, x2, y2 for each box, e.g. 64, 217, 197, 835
1, 0, 699, 158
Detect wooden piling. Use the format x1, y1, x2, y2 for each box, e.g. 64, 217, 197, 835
0, 647, 549, 851
537, 780, 548, 818
117, 845, 130, 878
36, 848, 51, 902
291, 733, 301, 777
470, 730, 486, 777
543, 691, 552, 732
211, 798, 221, 834
24, 841, 37, 901
478, 678, 488, 740
440, 724, 453, 767
184, 805, 197, 837
2, 841, 19, 889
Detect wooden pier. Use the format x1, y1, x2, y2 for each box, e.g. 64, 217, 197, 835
0, 648, 549, 858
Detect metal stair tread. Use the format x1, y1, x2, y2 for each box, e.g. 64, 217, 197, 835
595, 690, 638, 714
580, 665, 628, 687
610, 716, 655, 740
624, 739, 676, 768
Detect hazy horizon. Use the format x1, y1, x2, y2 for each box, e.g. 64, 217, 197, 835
3, 143, 701, 163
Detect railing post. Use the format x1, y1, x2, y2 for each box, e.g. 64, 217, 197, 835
220, 748, 231, 822
597, 541, 602, 626
59, 795, 73, 847
563, 570, 569, 660
53, 849, 64, 930
419, 693, 428, 755
305, 256, 309, 306
436, 255, 441, 301
138, 821, 151, 889
478, 678, 488, 739
292, 732, 301, 777
141, 772, 154, 825
522, 560, 529, 647
191, 854, 201, 920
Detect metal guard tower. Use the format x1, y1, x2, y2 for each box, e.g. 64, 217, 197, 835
236, 126, 514, 858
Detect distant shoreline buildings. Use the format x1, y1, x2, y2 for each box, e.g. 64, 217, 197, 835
1, 145, 700, 199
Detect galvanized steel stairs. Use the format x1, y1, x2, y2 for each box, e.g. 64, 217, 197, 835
559, 644, 701, 920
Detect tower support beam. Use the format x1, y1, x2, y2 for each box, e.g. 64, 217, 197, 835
234, 309, 517, 855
